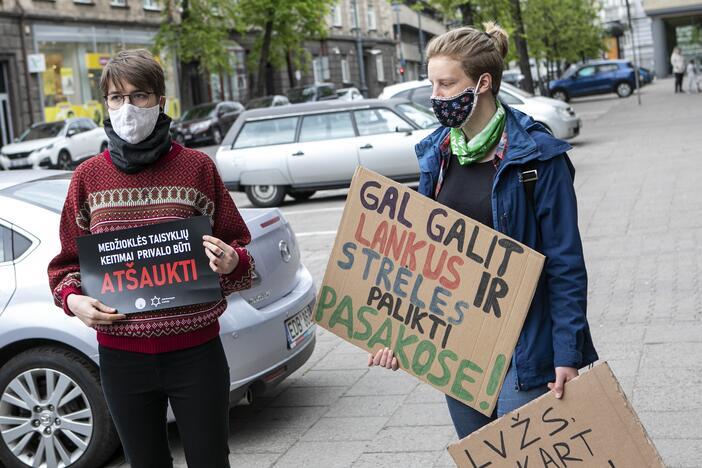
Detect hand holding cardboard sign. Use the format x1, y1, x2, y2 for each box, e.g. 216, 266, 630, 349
66, 294, 126, 327
547, 366, 578, 399
368, 347, 399, 371
202, 235, 239, 274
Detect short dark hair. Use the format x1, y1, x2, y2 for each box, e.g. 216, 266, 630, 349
100, 49, 165, 98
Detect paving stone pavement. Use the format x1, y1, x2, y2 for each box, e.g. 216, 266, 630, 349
106, 79, 702, 467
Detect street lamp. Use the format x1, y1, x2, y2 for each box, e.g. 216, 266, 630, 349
417, 10, 426, 79
392, 1, 405, 82
351, 0, 368, 97
625, 0, 642, 105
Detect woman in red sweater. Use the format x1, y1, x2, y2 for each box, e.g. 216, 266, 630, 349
47, 49, 253, 468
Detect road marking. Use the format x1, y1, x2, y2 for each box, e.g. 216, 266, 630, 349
296, 230, 338, 238
283, 206, 344, 216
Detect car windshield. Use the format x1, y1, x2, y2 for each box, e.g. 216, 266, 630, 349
287, 87, 316, 103
246, 97, 274, 109
3, 176, 71, 213
181, 104, 216, 121
561, 65, 578, 79
19, 122, 64, 141
396, 103, 439, 129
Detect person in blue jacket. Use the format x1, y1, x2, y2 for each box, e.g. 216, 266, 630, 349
368, 22, 598, 438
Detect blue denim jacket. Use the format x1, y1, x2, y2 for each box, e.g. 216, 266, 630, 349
415, 105, 598, 390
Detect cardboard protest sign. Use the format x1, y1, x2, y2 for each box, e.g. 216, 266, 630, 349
447, 362, 664, 468
314, 167, 544, 416
77, 216, 222, 314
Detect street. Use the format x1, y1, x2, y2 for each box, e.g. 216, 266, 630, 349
104, 78, 702, 467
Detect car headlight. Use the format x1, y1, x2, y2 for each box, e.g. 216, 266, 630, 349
190, 121, 211, 133
556, 107, 575, 119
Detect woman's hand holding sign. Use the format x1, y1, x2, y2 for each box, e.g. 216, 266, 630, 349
67, 294, 126, 327
368, 347, 399, 371
548, 366, 578, 399
203, 235, 239, 274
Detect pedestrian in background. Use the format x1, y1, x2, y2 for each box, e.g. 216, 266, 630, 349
687, 59, 698, 93
671, 47, 685, 93
48, 49, 255, 468
368, 23, 598, 439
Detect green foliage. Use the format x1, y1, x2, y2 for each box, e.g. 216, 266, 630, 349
427, 0, 605, 67
523, 0, 605, 64
153, 0, 238, 74
234, 0, 337, 74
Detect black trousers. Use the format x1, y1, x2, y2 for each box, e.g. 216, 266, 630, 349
99, 338, 231, 468
675, 72, 684, 92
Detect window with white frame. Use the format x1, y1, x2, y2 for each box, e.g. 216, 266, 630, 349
331, 4, 343, 27
111, 0, 127, 6
143, 0, 161, 10
367, 1, 377, 30
313, 57, 331, 83
376, 55, 384, 82
341, 58, 351, 83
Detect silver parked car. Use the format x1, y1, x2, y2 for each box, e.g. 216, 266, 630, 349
215, 99, 439, 207
379, 80, 582, 140
0, 171, 316, 468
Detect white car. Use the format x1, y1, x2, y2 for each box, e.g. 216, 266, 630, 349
0, 118, 108, 171
379, 80, 582, 140
336, 87, 364, 101
216, 99, 439, 207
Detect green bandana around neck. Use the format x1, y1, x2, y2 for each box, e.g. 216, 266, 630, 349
450, 100, 506, 165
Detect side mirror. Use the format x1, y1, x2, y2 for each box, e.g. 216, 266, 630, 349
395, 126, 413, 135
66, 129, 78, 137
570, 75, 578, 80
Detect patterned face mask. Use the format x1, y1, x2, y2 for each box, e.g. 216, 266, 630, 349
430, 87, 477, 128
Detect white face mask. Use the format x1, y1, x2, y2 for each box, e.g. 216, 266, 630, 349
108, 103, 160, 144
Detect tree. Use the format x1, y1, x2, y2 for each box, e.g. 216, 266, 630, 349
234, 0, 336, 97
508, 0, 535, 93
154, 0, 238, 77
524, 0, 605, 84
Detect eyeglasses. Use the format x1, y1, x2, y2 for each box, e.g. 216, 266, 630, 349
104, 92, 156, 110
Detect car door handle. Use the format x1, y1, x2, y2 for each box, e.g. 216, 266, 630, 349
360, 144, 373, 150
292, 151, 304, 156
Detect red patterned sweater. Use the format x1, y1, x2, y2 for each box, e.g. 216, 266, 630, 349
47, 143, 254, 354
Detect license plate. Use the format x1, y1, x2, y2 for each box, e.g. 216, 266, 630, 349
285, 306, 314, 349
9, 158, 28, 168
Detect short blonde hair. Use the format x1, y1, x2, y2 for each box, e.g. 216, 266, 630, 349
426, 22, 509, 94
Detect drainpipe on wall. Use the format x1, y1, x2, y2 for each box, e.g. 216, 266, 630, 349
16, 1, 35, 125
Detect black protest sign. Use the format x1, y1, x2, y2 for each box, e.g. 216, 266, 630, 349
77, 216, 222, 314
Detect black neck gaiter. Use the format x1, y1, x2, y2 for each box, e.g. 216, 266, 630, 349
104, 113, 173, 174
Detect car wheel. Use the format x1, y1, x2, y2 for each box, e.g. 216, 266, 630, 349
551, 89, 569, 102
212, 128, 223, 145
290, 190, 316, 201
99, 142, 108, 154
0, 347, 119, 468
245, 184, 287, 207
616, 82, 633, 98
57, 150, 72, 170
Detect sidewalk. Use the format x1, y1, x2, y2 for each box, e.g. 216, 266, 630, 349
231, 79, 701, 467
107, 78, 702, 467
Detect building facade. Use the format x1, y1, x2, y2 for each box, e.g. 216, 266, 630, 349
600, 0, 655, 71
0, 0, 186, 149
242, 0, 446, 100
643, 0, 702, 77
